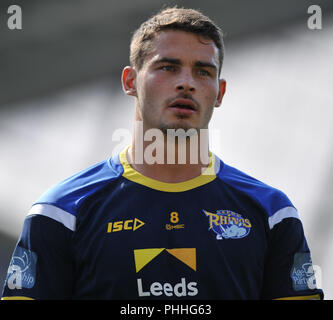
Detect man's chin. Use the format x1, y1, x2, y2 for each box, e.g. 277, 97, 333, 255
158, 119, 201, 133
160, 124, 200, 135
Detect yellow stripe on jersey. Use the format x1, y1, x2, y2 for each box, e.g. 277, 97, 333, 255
1, 296, 34, 300
274, 294, 321, 300
119, 146, 217, 192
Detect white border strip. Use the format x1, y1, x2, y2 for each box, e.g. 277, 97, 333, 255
27, 203, 76, 231
268, 206, 299, 230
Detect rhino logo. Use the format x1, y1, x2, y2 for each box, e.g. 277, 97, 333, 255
203, 210, 251, 240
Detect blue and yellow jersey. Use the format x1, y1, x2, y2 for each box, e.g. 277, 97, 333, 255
1, 147, 323, 300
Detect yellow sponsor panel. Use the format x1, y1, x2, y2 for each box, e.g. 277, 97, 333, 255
166, 248, 196, 271
133, 248, 196, 273
134, 248, 165, 273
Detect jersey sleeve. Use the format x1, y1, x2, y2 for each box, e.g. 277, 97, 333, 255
1, 159, 121, 300
261, 214, 323, 300
1, 211, 74, 300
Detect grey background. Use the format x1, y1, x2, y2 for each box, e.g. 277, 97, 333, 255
1, 0, 332, 298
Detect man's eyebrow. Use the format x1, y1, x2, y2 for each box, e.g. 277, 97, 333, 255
194, 61, 217, 70
153, 57, 182, 65
152, 57, 217, 71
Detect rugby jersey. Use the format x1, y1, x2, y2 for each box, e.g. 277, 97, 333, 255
1, 147, 323, 299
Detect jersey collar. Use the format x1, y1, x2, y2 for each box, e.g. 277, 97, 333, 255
118, 146, 218, 192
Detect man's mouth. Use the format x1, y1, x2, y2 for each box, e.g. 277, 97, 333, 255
168, 98, 197, 111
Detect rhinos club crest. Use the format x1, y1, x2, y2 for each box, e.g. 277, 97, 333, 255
203, 210, 251, 240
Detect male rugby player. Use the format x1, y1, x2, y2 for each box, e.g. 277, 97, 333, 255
1, 7, 323, 300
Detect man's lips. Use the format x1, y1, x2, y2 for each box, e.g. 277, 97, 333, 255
168, 98, 198, 113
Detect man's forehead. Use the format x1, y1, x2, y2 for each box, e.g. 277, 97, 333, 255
146, 30, 219, 66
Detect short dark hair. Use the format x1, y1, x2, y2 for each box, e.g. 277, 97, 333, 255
130, 7, 225, 75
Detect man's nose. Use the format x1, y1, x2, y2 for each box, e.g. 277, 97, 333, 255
176, 70, 195, 93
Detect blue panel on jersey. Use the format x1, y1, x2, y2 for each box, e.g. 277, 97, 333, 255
34, 158, 124, 217
217, 160, 294, 217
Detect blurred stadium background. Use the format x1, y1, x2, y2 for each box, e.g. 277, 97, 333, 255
0, 0, 332, 299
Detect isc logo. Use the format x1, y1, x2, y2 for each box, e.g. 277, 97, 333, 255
107, 218, 145, 233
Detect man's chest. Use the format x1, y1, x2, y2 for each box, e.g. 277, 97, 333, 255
72, 187, 269, 299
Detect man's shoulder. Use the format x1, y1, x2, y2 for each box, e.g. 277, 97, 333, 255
31, 156, 123, 218
216, 159, 298, 227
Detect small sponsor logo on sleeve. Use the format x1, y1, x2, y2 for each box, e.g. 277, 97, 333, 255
291, 252, 316, 291
6, 246, 37, 290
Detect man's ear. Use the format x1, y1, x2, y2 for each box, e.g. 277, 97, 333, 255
215, 79, 226, 108
122, 66, 137, 97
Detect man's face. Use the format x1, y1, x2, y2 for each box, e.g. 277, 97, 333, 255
124, 30, 225, 133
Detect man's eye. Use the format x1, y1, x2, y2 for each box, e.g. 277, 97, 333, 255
198, 69, 210, 76
160, 65, 175, 71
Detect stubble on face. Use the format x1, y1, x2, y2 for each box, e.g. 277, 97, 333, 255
134, 30, 221, 136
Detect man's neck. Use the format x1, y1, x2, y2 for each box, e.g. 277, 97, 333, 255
127, 137, 210, 183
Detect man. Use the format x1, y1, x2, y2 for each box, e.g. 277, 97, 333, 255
1, 7, 323, 300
